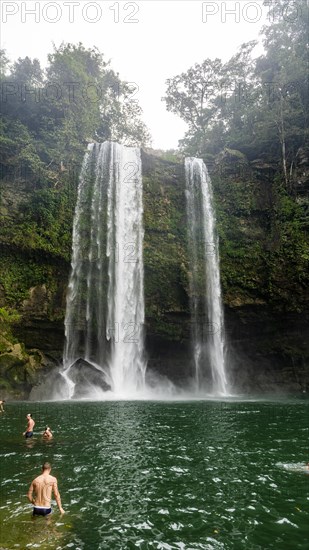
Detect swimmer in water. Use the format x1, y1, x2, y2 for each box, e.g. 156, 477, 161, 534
42, 426, 53, 440
23, 413, 35, 438
27, 462, 65, 516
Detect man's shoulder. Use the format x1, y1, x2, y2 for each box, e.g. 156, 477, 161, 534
48, 475, 57, 483
33, 474, 56, 483
33, 475, 43, 483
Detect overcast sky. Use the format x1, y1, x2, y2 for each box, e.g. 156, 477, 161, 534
1, 1, 270, 149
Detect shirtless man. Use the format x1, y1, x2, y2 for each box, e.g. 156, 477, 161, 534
27, 462, 65, 516
0, 400, 5, 412
23, 413, 35, 438
42, 426, 53, 440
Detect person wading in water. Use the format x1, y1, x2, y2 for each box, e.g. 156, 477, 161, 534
23, 413, 35, 438
42, 426, 53, 440
27, 462, 65, 516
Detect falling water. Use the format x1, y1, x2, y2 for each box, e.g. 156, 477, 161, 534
62, 141, 146, 397
105, 142, 146, 393
185, 157, 228, 395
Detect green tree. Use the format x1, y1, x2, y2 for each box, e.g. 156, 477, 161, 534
0, 49, 10, 77
0, 43, 151, 187
163, 1, 308, 172
254, 0, 309, 189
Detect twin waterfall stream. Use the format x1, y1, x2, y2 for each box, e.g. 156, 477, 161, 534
60, 142, 228, 399
185, 158, 228, 395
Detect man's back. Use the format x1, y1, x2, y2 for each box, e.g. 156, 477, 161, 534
32, 473, 56, 507
28, 462, 64, 515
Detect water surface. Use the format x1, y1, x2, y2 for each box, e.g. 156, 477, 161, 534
0, 399, 308, 549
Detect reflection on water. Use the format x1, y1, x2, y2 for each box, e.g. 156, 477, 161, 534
0, 400, 308, 549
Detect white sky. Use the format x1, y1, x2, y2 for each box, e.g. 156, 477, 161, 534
0, 1, 270, 149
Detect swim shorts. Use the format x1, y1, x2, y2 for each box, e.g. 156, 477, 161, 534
25, 431, 33, 438
33, 506, 52, 516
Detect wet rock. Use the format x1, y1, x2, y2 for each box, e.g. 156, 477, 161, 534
69, 358, 111, 398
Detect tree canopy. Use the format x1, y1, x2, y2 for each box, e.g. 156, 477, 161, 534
0, 43, 151, 261
163, 0, 309, 189
0, 42, 151, 186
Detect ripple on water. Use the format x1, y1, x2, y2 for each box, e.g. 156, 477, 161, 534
276, 518, 299, 528
1, 452, 17, 457
170, 467, 189, 473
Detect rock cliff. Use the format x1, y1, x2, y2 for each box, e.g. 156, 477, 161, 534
0, 148, 308, 397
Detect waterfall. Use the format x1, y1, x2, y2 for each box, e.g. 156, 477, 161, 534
62, 141, 146, 397
105, 142, 146, 393
185, 157, 228, 395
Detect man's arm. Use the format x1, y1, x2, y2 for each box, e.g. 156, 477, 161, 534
27, 482, 35, 504
23, 420, 30, 436
53, 480, 65, 514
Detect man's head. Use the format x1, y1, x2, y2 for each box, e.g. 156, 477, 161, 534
42, 462, 51, 473
26, 413, 32, 419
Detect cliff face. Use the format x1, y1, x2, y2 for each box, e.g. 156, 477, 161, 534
0, 174, 72, 396
0, 148, 308, 397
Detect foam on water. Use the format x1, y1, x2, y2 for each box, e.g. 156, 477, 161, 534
276, 462, 309, 473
